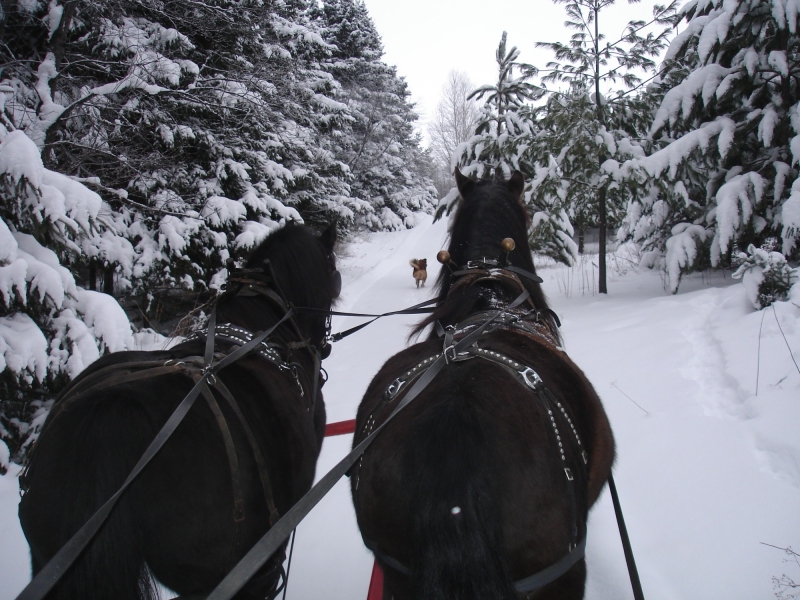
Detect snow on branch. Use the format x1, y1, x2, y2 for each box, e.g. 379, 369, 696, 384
716, 171, 765, 254
615, 117, 735, 180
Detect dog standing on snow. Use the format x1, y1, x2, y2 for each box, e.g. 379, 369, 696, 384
409, 258, 427, 288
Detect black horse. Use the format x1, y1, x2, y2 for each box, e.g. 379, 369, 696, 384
19, 223, 339, 600
350, 171, 615, 600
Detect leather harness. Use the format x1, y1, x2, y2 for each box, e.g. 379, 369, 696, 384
17, 263, 328, 600
354, 264, 589, 595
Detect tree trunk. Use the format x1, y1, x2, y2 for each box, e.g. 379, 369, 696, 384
578, 226, 585, 254
598, 187, 607, 294
89, 263, 97, 291
594, 2, 608, 294
103, 265, 114, 295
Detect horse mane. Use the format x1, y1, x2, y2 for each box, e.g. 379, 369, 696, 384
413, 175, 560, 343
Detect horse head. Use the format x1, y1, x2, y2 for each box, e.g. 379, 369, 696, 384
216, 222, 339, 349
415, 169, 557, 341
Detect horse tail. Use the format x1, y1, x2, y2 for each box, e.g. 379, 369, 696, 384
42, 506, 156, 600
408, 398, 517, 600
20, 396, 158, 600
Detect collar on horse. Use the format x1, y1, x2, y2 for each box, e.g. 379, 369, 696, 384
437, 241, 560, 339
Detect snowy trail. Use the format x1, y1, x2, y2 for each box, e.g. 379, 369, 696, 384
1, 214, 799, 600
284, 214, 448, 600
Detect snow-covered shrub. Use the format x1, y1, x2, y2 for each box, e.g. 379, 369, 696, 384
732, 241, 798, 309
0, 440, 9, 476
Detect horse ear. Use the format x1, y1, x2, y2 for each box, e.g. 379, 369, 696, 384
507, 171, 525, 200
319, 221, 337, 253
454, 168, 474, 198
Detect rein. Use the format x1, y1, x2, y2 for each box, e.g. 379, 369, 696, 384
204, 288, 541, 600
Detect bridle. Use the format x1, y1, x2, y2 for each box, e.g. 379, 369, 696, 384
183, 259, 339, 412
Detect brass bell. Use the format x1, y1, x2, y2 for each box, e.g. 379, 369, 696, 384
437, 250, 451, 265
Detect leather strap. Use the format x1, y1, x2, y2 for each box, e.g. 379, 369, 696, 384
362, 536, 586, 594
514, 537, 586, 593
199, 381, 246, 570
205, 290, 532, 600
211, 378, 281, 527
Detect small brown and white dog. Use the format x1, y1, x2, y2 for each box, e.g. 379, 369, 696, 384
409, 258, 428, 288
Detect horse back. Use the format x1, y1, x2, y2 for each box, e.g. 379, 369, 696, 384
351, 331, 614, 599
19, 340, 324, 597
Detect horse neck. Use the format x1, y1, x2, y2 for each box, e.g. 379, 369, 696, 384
215, 295, 321, 346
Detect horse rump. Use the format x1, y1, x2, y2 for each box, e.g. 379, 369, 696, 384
407, 393, 518, 600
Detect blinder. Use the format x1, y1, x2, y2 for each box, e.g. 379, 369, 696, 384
331, 269, 342, 300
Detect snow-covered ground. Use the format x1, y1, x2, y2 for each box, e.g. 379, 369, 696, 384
2, 213, 799, 599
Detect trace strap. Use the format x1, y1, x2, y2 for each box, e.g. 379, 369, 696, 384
205, 290, 531, 600
15, 309, 295, 600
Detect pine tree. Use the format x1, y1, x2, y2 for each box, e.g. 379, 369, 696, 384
615, 0, 800, 291
452, 33, 579, 265
535, 0, 678, 291
315, 0, 436, 231
0, 0, 359, 319
0, 130, 137, 461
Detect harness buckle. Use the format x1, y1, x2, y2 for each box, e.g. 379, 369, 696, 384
564, 468, 574, 481
582, 451, 589, 464
444, 345, 457, 364
201, 364, 217, 386
386, 378, 405, 398
519, 367, 543, 390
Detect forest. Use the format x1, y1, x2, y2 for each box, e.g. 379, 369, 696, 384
1, 0, 799, 464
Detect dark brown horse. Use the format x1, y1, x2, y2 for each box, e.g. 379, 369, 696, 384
18, 223, 339, 600
350, 171, 614, 599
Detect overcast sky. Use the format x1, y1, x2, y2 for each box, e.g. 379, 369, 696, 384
360, 0, 675, 139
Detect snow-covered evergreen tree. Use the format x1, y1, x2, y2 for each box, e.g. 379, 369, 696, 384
0, 130, 137, 461
452, 34, 581, 265
1, 0, 351, 311
616, 0, 800, 291
315, 0, 436, 231
534, 0, 678, 289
